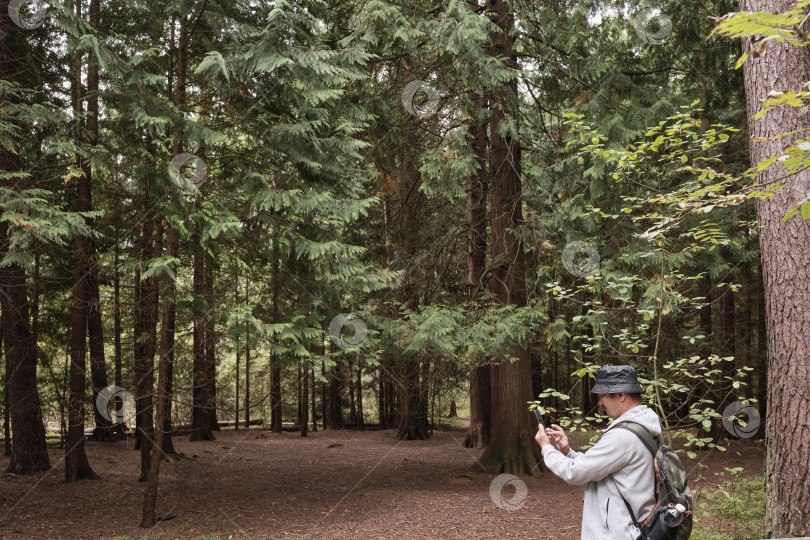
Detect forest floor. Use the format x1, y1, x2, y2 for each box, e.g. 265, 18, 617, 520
0, 422, 765, 540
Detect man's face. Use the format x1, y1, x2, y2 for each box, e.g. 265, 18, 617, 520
598, 393, 624, 419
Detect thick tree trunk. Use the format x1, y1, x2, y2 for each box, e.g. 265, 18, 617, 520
0, 225, 50, 474
756, 263, 768, 424
740, 1, 810, 534
396, 358, 428, 440
392, 112, 428, 441
476, 0, 538, 475
465, 362, 491, 448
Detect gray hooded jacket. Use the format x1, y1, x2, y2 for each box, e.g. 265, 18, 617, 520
541, 405, 661, 540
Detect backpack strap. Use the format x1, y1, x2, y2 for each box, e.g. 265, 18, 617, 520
611, 421, 663, 529
612, 421, 661, 457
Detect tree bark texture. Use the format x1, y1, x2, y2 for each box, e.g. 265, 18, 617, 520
741, 0, 810, 534
476, 0, 538, 475
464, 91, 491, 449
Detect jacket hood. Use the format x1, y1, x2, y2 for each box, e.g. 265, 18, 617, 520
605, 404, 662, 437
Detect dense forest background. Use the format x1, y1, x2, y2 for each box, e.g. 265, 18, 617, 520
2, 0, 810, 537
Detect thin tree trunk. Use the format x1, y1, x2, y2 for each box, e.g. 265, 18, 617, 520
113, 244, 124, 440
311, 364, 317, 432
84, 0, 110, 442
377, 367, 386, 429
356, 362, 363, 430
321, 360, 327, 430
464, 89, 490, 449
155, 16, 184, 454
2, 324, 9, 457
190, 203, 214, 441
270, 229, 282, 433
157, 227, 178, 455
134, 200, 160, 481
348, 359, 356, 425
740, 1, 810, 533
141, 285, 171, 526
329, 361, 343, 429
88, 259, 112, 441
301, 360, 309, 437
204, 253, 218, 432
65, 2, 98, 478
245, 275, 250, 428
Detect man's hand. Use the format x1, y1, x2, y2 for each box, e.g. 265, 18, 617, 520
546, 424, 570, 455
534, 423, 550, 449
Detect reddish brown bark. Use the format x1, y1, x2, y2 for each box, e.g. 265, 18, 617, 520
740, 1, 810, 534
476, 0, 538, 475
464, 90, 491, 449
190, 223, 215, 441
0, 9, 50, 473
65, 0, 99, 480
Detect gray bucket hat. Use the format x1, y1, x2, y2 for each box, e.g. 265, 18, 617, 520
591, 365, 643, 394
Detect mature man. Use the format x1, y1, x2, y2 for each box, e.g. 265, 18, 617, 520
534, 365, 660, 540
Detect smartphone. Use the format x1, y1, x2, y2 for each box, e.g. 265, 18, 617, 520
533, 408, 543, 424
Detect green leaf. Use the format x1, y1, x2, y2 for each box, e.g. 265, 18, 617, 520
195, 51, 230, 82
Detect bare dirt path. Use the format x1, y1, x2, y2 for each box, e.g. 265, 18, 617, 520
0, 426, 764, 540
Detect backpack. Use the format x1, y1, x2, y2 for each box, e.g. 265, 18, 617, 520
613, 421, 693, 540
